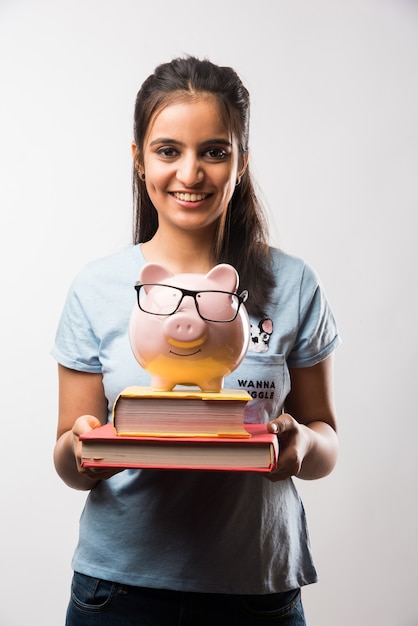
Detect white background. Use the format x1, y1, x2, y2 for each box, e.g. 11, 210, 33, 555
1, 1, 417, 624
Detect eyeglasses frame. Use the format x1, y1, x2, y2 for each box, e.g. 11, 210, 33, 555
134, 282, 249, 323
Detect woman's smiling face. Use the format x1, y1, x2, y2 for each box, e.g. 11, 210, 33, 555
139, 94, 244, 236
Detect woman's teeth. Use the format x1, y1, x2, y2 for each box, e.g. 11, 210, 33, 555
173, 192, 207, 202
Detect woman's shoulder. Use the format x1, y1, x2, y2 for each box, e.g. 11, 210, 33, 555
72, 245, 144, 287
268, 246, 318, 285
269, 246, 304, 268
82, 244, 141, 274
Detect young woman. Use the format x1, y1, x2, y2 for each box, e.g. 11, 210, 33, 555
52, 56, 341, 626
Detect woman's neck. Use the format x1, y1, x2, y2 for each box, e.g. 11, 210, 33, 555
141, 229, 216, 275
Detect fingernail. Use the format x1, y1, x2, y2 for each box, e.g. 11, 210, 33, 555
271, 422, 278, 433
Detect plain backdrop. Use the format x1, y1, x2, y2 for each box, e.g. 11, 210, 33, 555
1, 1, 417, 624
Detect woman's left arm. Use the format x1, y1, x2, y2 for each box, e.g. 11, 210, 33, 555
267, 354, 338, 481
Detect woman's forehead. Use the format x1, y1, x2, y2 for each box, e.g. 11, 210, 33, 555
145, 93, 232, 143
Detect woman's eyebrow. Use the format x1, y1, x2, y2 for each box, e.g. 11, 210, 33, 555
149, 138, 182, 147
149, 137, 232, 148
199, 138, 232, 148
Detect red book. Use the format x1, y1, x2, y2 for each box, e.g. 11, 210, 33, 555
80, 423, 279, 473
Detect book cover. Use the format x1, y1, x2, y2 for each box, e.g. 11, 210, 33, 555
81, 423, 279, 473
112, 385, 252, 438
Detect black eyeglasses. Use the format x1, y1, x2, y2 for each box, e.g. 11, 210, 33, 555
135, 283, 248, 323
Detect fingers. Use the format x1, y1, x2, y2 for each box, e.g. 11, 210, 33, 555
73, 417, 124, 482
266, 414, 302, 481
73, 414, 103, 437
72, 415, 105, 479
268, 415, 292, 435
81, 465, 124, 481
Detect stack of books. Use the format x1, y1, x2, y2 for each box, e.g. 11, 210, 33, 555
81, 386, 278, 472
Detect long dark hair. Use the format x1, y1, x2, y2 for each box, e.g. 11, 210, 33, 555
132, 56, 275, 317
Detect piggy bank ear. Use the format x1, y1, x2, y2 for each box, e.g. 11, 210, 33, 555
140, 263, 173, 284
206, 264, 239, 292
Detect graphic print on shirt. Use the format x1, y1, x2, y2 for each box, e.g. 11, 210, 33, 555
248, 318, 273, 353
230, 317, 280, 419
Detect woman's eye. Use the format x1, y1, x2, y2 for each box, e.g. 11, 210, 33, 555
157, 147, 178, 158
205, 148, 228, 160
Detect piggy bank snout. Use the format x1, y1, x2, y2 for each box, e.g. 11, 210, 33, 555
163, 311, 207, 344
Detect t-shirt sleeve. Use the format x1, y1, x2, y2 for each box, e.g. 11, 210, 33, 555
287, 263, 341, 368
50, 273, 102, 373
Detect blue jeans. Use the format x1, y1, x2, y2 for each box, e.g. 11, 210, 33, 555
66, 572, 306, 625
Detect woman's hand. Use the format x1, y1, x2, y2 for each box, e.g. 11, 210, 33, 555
266, 414, 311, 481
72, 415, 124, 482
265, 357, 339, 482
54, 366, 123, 490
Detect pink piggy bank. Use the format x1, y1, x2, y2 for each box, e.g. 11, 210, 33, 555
129, 263, 250, 391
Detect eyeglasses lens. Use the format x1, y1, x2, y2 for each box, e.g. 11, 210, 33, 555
139, 285, 182, 315
196, 292, 239, 322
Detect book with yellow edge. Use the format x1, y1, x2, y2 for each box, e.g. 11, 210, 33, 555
112, 385, 252, 438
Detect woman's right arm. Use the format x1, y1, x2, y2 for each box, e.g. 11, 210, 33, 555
53, 364, 118, 490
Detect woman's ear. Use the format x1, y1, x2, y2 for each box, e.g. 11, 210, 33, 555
132, 142, 144, 179
239, 152, 249, 178
236, 152, 249, 185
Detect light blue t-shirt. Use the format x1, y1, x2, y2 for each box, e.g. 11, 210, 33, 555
52, 244, 341, 593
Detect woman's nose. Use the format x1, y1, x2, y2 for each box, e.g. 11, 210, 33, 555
176, 155, 204, 187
